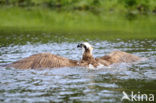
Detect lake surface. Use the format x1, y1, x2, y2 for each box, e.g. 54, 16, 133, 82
0, 37, 156, 103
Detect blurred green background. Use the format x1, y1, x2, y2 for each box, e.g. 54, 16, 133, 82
0, 0, 156, 46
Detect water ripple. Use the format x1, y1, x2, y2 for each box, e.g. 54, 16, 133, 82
0, 40, 156, 103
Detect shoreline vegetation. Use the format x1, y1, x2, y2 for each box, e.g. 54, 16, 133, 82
0, 0, 156, 45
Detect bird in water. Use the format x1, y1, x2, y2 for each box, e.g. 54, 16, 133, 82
6, 42, 141, 69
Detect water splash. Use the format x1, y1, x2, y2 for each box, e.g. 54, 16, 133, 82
0, 40, 156, 102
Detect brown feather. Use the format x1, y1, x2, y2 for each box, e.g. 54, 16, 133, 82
6, 43, 141, 69
7, 53, 78, 69
96, 51, 141, 66
80, 48, 99, 67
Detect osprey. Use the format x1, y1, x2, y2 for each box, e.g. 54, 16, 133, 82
6, 42, 141, 69
77, 42, 140, 67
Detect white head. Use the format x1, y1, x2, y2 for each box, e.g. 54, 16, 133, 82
77, 42, 93, 55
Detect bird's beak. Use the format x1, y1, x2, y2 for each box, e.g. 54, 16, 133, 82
77, 44, 82, 48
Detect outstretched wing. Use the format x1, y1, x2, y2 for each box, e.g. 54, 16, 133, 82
96, 51, 140, 66
7, 53, 78, 69
108, 51, 140, 63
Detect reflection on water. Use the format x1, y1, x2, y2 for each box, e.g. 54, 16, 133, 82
0, 39, 156, 103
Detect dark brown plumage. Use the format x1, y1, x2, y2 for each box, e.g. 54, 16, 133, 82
78, 42, 141, 67
7, 53, 78, 69
96, 51, 140, 66
7, 42, 141, 69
